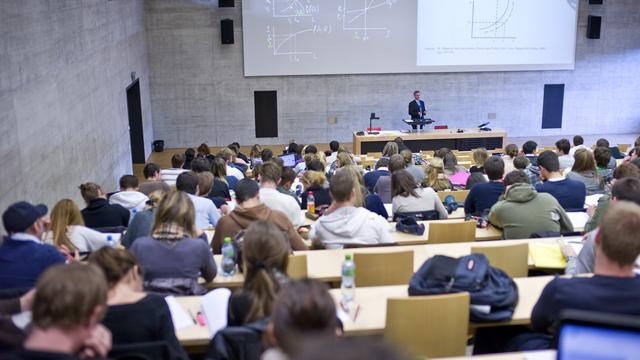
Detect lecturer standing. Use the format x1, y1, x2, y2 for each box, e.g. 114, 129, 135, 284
408, 90, 427, 130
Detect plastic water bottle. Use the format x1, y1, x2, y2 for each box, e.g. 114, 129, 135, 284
106, 235, 115, 248
307, 192, 315, 214
221, 237, 236, 277
341, 254, 356, 304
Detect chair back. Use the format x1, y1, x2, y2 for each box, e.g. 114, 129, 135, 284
471, 243, 529, 278
287, 254, 308, 279
436, 190, 470, 203
353, 251, 414, 287
393, 210, 439, 222
384, 293, 470, 358
428, 220, 476, 244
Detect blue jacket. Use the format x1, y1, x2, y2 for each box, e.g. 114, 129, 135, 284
0, 236, 65, 289
364, 169, 390, 194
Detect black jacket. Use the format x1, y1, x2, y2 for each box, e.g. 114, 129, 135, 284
81, 198, 130, 229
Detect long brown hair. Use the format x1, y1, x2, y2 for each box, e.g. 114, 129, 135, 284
211, 157, 228, 182
88, 247, 141, 289
391, 170, 419, 198
151, 191, 197, 238
572, 148, 597, 173
240, 221, 289, 324
50, 199, 85, 251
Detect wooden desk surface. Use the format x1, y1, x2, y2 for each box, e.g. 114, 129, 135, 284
433, 350, 556, 360
331, 275, 554, 336
176, 296, 210, 347
205, 237, 577, 289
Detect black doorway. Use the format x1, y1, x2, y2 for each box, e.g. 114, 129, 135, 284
126, 79, 145, 164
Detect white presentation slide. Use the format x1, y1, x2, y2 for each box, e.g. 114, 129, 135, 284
241, 0, 579, 76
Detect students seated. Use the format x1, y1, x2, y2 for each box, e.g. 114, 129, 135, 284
392, 170, 448, 219
121, 190, 165, 249
175, 171, 221, 229
182, 148, 195, 170
7, 263, 111, 359
442, 151, 469, 189
210, 157, 232, 198
555, 138, 574, 171
138, 163, 170, 196
470, 148, 489, 173
310, 170, 392, 247
264, 279, 340, 360
465, 172, 487, 190
300, 170, 331, 211
401, 149, 424, 185
422, 157, 453, 191
261, 148, 274, 163
212, 179, 308, 254
535, 150, 586, 211
325, 140, 340, 166
109, 175, 149, 213
227, 221, 289, 326
198, 171, 228, 212
502, 144, 519, 175
569, 135, 590, 156
196, 143, 215, 164
258, 162, 303, 226
44, 199, 111, 252
130, 190, 216, 295
584, 163, 640, 233
596, 137, 624, 162
294, 145, 319, 174
278, 167, 301, 207
249, 144, 263, 168
79, 182, 130, 229
0, 289, 34, 350
189, 157, 211, 173
374, 154, 406, 204
489, 170, 573, 239
567, 148, 605, 195
464, 156, 506, 216
513, 154, 539, 185
594, 146, 613, 183
531, 201, 640, 341
88, 247, 188, 359
217, 148, 245, 181
0, 202, 65, 289
227, 143, 249, 165
522, 140, 540, 174
379, 141, 399, 162
160, 153, 187, 186
566, 178, 640, 275
363, 158, 390, 194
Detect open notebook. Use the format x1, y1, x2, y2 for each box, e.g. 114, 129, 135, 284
166, 288, 231, 337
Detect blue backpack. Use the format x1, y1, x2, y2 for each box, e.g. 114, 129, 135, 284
408, 253, 519, 322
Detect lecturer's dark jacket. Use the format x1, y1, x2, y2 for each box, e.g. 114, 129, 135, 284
408, 99, 426, 119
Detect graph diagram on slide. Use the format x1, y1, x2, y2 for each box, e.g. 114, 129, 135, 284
471, 0, 516, 39
270, 0, 319, 18
339, 0, 397, 41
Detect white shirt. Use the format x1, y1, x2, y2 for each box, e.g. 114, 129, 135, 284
558, 154, 575, 171
226, 165, 245, 181
259, 188, 303, 226
11, 233, 42, 243
569, 145, 591, 157
160, 168, 187, 186
44, 225, 110, 252
187, 194, 221, 229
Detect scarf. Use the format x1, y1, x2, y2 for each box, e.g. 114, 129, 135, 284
152, 222, 188, 241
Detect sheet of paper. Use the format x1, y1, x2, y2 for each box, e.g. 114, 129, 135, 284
201, 288, 232, 337
529, 243, 567, 269
165, 296, 195, 331
11, 311, 31, 330
567, 212, 589, 230
384, 204, 393, 218
524, 350, 557, 360
584, 194, 604, 208
563, 238, 584, 256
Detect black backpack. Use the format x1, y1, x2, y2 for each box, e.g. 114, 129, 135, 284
408, 254, 518, 322
205, 318, 269, 360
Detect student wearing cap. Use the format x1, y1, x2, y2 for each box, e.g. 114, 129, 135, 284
0, 202, 65, 289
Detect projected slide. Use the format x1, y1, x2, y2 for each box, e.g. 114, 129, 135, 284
242, 0, 579, 76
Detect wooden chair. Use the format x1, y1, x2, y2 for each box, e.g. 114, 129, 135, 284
353, 251, 414, 287
385, 293, 470, 358
471, 243, 529, 278
618, 144, 631, 153
428, 220, 476, 244
367, 152, 382, 158
287, 254, 308, 279
437, 190, 470, 203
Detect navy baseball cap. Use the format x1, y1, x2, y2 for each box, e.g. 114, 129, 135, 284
2, 201, 48, 233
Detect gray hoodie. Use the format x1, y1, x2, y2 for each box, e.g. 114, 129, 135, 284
309, 206, 393, 247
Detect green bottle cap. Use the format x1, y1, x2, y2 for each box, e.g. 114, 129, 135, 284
345, 254, 352, 261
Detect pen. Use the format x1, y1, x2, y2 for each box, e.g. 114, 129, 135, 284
352, 304, 361, 322
187, 309, 197, 325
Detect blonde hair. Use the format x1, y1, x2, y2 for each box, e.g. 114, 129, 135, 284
423, 158, 452, 191
49, 199, 85, 251
382, 142, 399, 157
250, 144, 263, 158
472, 148, 489, 167
338, 165, 365, 207
301, 170, 326, 190
336, 152, 354, 167
152, 191, 197, 238
197, 171, 214, 196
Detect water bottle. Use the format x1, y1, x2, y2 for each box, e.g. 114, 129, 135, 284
106, 235, 115, 248
341, 254, 356, 304
221, 237, 236, 277
307, 191, 315, 214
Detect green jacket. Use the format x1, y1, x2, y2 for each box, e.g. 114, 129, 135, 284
584, 194, 610, 233
489, 183, 574, 239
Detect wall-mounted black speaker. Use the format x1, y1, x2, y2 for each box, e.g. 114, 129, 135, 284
220, 19, 234, 44
589, 0, 603, 4
219, 0, 234, 7
587, 15, 602, 39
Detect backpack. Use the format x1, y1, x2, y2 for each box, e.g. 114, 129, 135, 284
408, 254, 518, 322
205, 318, 269, 360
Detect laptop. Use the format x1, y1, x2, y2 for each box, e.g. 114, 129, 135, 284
279, 153, 297, 167
557, 309, 640, 359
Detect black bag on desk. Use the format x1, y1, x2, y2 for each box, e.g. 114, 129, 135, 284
408, 254, 518, 322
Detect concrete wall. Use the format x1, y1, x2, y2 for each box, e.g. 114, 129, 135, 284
0, 0, 153, 215
146, 0, 640, 148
